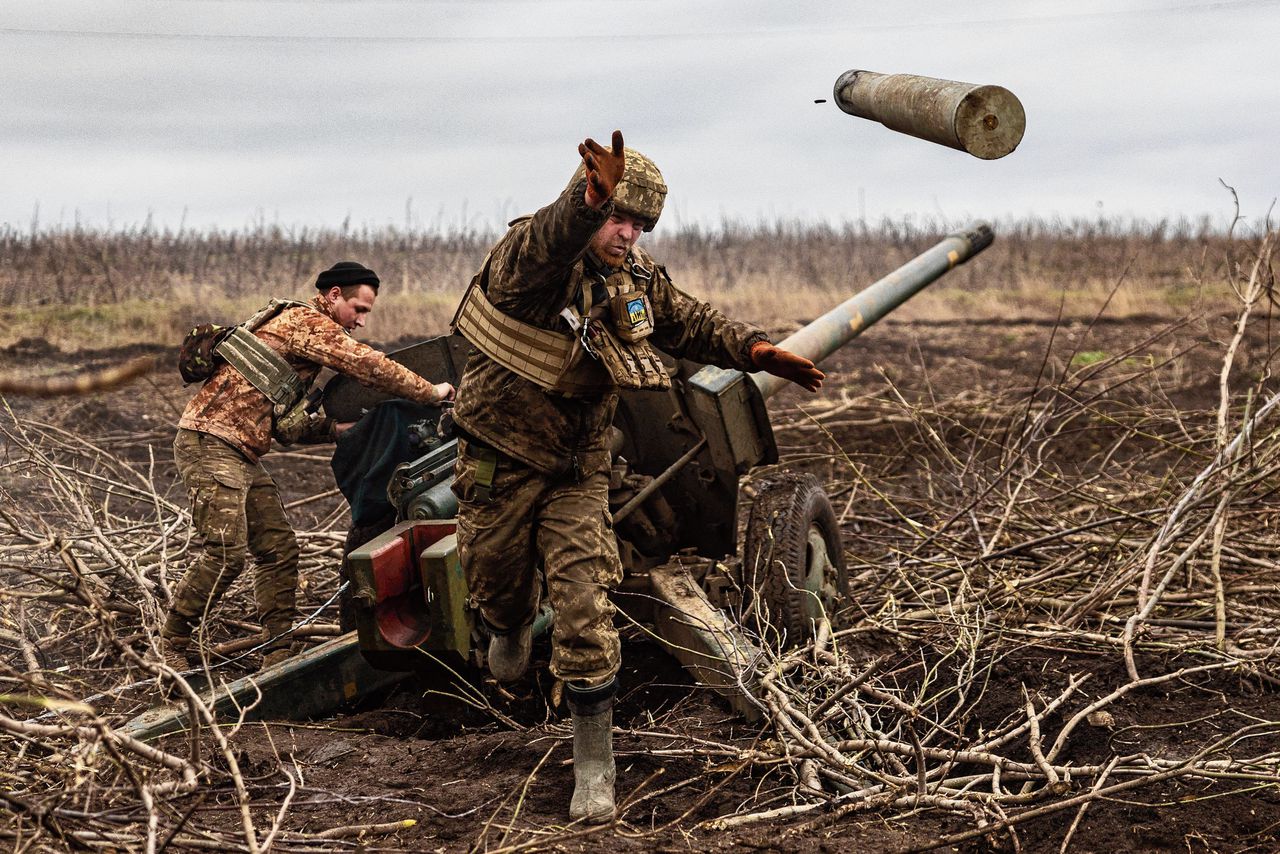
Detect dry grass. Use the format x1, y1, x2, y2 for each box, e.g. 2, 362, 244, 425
2, 233, 1279, 851
0, 215, 1259, 351
3, 219, 1280, 850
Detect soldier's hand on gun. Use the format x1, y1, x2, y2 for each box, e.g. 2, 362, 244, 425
750, 342, 824, 393
434, 382, 456, 403
579, 130, 625, 209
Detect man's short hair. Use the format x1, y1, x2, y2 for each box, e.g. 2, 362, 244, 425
338, 283, 372, 300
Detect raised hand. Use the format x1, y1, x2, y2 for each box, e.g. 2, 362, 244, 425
579, 130, 625, 209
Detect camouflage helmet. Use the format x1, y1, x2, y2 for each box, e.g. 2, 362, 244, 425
568, 147, 667, 231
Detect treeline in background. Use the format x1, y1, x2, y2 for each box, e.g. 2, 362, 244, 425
0, 215, 1267, 351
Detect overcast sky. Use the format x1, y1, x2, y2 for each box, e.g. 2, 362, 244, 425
2, 0, 1277, 233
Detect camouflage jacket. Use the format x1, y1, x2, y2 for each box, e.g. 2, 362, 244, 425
179, 295, 443, 461
452, 181, 768, 476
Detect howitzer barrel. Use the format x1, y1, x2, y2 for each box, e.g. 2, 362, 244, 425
751, 222, 994, 400
834, 70, 1025, 160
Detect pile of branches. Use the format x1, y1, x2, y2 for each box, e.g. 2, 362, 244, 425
666, 229, 1280, 846
0, 230, 1275, 852
0, 412, 354, 852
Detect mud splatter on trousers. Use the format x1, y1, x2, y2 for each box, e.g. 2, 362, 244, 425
452, 438, 622, 684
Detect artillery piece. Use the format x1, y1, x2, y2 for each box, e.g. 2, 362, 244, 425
327, 224, 994, 718
119, 223, 993, 743
120, 72, 1018, 743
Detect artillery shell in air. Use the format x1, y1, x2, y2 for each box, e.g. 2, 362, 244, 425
834, 69, 1025, 159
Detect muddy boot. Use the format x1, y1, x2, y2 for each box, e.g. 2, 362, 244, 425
259, 643, 302, 672
568, 679, 617, 824
158, 635, 193, 672
159, 612, 195, 672
487, 623, 532, 683
258, 615, 299, 671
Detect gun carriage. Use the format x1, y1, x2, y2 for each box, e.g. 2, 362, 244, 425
331, 224, 994, 717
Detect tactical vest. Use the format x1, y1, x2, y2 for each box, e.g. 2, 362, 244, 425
452, 249, 671, 396
217, 299, 316, 434
215, 300, 312, 407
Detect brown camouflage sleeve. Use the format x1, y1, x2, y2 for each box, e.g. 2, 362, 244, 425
282, 313, 443, 404
488, 180, 612, 319
646, 265, 769, 371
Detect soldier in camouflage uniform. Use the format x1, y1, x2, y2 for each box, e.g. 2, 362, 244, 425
450, 132, 823, 823
161, 262, 455, 673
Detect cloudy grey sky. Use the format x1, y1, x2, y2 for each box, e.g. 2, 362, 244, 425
2, 0, 1277, 233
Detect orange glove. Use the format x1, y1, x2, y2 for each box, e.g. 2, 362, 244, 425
750, 342, 824, 392
579, 130, 625, 209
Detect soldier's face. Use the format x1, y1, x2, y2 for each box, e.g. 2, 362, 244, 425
590, 211, 647, 268
327, 284, 377, 331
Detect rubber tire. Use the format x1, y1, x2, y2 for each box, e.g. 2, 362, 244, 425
741, 471, 848, 646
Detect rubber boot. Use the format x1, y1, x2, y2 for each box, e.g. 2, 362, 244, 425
568, 679, 617, 824
487, 623, 532, 683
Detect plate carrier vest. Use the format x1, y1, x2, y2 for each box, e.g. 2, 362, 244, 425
452, 244, 671, 396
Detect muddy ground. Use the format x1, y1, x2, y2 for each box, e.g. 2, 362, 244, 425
4, 312, 1280, 853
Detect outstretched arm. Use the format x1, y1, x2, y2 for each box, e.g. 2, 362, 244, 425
643, 264, 764, 366
282, 313, 452, 405
486, 131, 626, 311
647, 268, 823, 392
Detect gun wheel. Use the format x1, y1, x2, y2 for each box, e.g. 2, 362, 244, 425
741, 471, 848, 647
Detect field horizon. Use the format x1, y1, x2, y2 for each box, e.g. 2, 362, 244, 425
1, 213, 1273, 353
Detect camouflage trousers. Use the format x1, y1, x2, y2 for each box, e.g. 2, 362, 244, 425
452, 439, 622, 684
164, 428, 300, 652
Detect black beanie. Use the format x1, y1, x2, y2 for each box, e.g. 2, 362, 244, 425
315, 261, 380, 291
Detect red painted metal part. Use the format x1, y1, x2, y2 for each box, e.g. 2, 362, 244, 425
366, 522, 457, 648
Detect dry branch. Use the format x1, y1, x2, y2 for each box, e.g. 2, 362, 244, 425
2, 229, 1278, 848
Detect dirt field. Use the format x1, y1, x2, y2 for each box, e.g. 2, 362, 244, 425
5, 303, 1280, 852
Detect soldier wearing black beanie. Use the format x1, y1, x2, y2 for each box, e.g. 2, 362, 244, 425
161, 257, 454, 678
